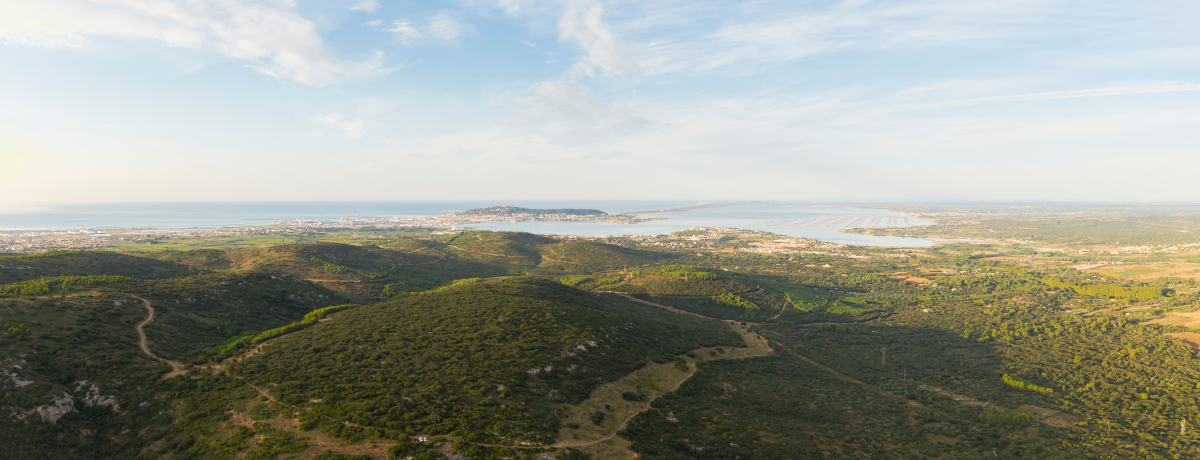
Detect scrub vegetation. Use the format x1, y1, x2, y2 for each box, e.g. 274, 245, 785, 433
5, 220, 1200, 459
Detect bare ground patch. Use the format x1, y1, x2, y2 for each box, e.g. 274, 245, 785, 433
1148, 312, 1200, 328
1080, 262, 1200, 281
557, 321, 772, 458
226, 399, 392, 460
1018, 405, 1080, 428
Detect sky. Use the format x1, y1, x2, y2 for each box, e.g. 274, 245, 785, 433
1, 0, 1199, 203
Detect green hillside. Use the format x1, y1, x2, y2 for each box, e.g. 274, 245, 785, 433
535, 240, 663, 273
0, 290, 184, 459
9, 222, 1200, 459
438, 232, 662, 272
157, 242, 507, 299
439, 231, 556, 266
232, 277, 742, 445
151, 248, 233, 271
0, 250, 196, 283
130, 273, 342, 362
136, 234, 664, 302
622, 352, 1073, 459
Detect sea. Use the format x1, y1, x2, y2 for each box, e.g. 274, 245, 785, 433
0, 201, 934, 247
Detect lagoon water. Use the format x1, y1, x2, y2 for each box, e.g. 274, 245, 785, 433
0, 201, 932, 246
470, 203, 933, 247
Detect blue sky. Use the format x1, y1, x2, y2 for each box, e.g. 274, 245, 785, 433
2, 0, 1199, 202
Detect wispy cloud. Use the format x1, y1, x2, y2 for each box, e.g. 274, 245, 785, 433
513, 79, 652, 145
427, 11, 470, 45
558, 4, 638, 79
317, 114, 368, 140
0, 0, 385, 86
382, 20, 422, 45
379, 11, 474, 46
349, 0, 379, 13
625, 0, 1057, 76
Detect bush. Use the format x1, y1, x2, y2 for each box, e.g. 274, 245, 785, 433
674, 358, 690, 372
621, 391, 648, 402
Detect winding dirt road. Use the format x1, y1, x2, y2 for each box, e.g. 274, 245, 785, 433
132, 296, 187, 379
529, 294, 774, 451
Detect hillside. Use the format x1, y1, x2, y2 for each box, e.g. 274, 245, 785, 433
150, 235, 661, 299
232, 277, 742, 446
1, 289, 202, 459
9, 221, 1200, 459
155, 242, 498, 299
0, 250, 196, 283
535, 240, 664, 273
130, 273, 342, 362
438, 232, 662, 272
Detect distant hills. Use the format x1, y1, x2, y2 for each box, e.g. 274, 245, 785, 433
450, 206, 607, 217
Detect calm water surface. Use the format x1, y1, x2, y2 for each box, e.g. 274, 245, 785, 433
0, 201, 932, 247
471, 203, 932, 246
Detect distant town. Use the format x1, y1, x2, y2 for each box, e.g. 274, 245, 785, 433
0, 206, 659, 253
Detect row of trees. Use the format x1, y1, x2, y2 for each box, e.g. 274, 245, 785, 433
1002, 374, 1053, 394
713, 292, 759, 319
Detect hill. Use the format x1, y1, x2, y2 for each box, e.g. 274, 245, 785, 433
0, 289, 172, 459
232, 277, 742, 446
130, 273, 343, 363
438, 231, 662, 272
0, 250, 196, 284
154, 242, 500, 300
437, 206, 653, 225
447, 206, 607, 219
535, 240, 664, 273
136, 234, 665, 302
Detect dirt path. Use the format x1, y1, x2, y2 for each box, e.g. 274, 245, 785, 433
615, 292, 904, 406
305, 279, 366, 283
132, 296, 187, 379
607, 292, 712, 319
406, 296, 775, 455
479, 295, 773, 456
552, 321, 772, 452
770, 298, 789, 320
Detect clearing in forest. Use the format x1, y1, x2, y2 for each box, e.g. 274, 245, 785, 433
557, 322, 771, 458
1018, 405, 1080, 428
1082, 262, 1200, 281
1148, 312, 1200, 328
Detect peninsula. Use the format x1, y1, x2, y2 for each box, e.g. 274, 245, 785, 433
433, 206, 658, 225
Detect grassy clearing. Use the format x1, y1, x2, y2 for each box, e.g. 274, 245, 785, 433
1146, 311, 1200, 328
